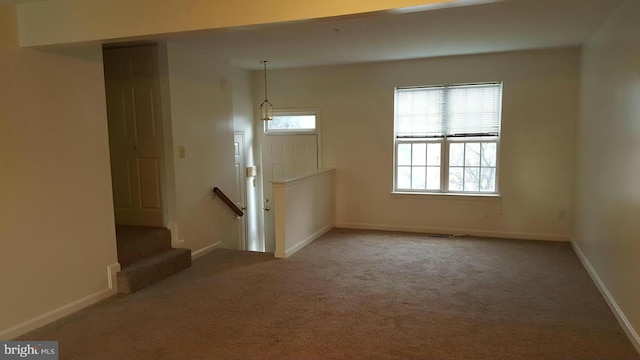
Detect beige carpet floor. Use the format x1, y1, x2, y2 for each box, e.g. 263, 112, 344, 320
18, 229, 640, 359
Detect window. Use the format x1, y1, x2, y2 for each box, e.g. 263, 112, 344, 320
394, 82, 502, 194
265, 110, 317, 133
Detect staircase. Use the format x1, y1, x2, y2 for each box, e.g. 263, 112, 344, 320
115, 225, 191, 294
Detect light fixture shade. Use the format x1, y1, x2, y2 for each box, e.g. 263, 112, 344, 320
260, 100, 273, 121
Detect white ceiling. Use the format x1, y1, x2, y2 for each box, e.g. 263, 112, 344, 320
164, 0, 622, 69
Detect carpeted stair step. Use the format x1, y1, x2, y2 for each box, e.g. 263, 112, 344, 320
117, 248, 191, 294
116, 225, 172, 267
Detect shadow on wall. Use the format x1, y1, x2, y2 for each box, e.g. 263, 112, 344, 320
177, 191, 240, 253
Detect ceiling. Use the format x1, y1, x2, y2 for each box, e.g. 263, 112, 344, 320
163, 0, 622, 69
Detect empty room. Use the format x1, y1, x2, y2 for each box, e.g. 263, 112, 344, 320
1, 0, 639, 359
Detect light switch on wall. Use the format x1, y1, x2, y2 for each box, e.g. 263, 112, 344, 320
178, 146, 186, 158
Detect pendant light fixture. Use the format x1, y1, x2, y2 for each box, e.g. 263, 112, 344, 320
259, 60, 273, 121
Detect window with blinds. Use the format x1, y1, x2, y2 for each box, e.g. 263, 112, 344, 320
394, 82, 503, 194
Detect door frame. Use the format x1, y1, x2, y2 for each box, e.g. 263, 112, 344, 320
234, 132, 249, 250
256, 108, 322, 252
260, 108, 323, 173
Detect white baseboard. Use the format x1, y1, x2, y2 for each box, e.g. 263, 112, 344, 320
0, 263, 119, 340
275, 224, 334, 259
108, 262, 121, 291
570, 238, 640, 354
191, 241, 223, 260
335, 222, 569, 242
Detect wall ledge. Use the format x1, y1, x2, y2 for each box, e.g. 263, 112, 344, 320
275, 224, 333, 259
274, 168, 335, 258
272, 168, 335, 187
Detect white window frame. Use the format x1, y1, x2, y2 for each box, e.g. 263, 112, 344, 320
442, 137, 500, 194
263, 109, 319, 135
394, 139, 444, 192
393, 83, 502, 195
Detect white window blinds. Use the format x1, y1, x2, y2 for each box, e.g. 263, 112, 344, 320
395, 83, 502, 138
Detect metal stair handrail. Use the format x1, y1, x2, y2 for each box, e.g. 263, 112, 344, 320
212, 187, 244, 219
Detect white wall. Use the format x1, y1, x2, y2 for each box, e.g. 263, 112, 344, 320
273, 169, 335, 258
0, 4, 118, 338
572, 0, 640, 350
165, 42, 253, 253
256, 48, 579, 241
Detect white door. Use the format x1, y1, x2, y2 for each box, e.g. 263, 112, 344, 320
261, 134, 318, 252
104, 45, 164, 227
234, 133, 248, 250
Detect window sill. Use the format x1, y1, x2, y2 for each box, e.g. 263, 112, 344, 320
391, 191, 502, 200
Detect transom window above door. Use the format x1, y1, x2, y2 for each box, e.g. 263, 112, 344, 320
393, 82, 503, 195
264, 110, 317, 134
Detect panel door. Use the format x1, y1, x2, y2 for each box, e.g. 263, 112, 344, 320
104, 45, 164, 227
261, 134, 318, 252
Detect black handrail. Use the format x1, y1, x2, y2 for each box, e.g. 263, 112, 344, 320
212, 187, 244, 218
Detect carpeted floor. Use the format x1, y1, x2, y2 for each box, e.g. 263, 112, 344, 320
18, 229, 639, 359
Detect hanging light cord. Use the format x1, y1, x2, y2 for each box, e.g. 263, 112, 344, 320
262, 60, 269, 102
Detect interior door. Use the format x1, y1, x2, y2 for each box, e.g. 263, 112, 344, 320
261, 134, 318, 252
104, 45, 164, 227
234, 133, 248, 250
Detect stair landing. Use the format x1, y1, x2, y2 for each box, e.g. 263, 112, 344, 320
115, 225, 191, 294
